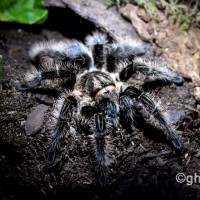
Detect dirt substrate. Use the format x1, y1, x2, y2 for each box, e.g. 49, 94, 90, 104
0, 6, 200, 200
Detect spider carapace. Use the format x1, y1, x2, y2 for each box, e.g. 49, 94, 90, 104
81, 71, 116, 97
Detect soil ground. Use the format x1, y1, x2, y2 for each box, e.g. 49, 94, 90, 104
0, 5, 200, 200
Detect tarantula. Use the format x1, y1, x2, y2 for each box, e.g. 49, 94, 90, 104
15, 32, 184, 187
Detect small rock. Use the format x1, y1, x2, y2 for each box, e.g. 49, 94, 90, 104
127, 146, 134, 153
8, 111, 17, 115
164, 109, 185, 125
156, 157, 167, 166
194, 87, 200, 103
184, 37, 194, 49
120, 4, 151, 41
194, 149, 200, 158
134, 144, 146, 154
154, 47, 163, 57
157, 31, 167, 41
197, 105, 200, 118
136, 7, 151, 22
153, 9, 167, 24
25, 104, 49, 135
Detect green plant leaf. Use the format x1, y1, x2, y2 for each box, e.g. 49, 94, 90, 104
0, 0, 48, 24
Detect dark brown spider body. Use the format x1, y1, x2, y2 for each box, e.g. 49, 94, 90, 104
14, 31, 184, 187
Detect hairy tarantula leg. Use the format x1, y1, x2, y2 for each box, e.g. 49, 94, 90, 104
91, 113, 113, 187
119, 95, 136, 121
119, 94, 137, 132
30, 40, 94, 72
14, 67, 75, 91
96, 91, 119, 130
106, 43, 149, 72
15, 78, 41, 91
46, 94, 77, 165
120, 58, 184, 85
85, 32, 108, 69
46, 122, 69, 165
14, 68, 42, 91
124, 86, 181, 150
